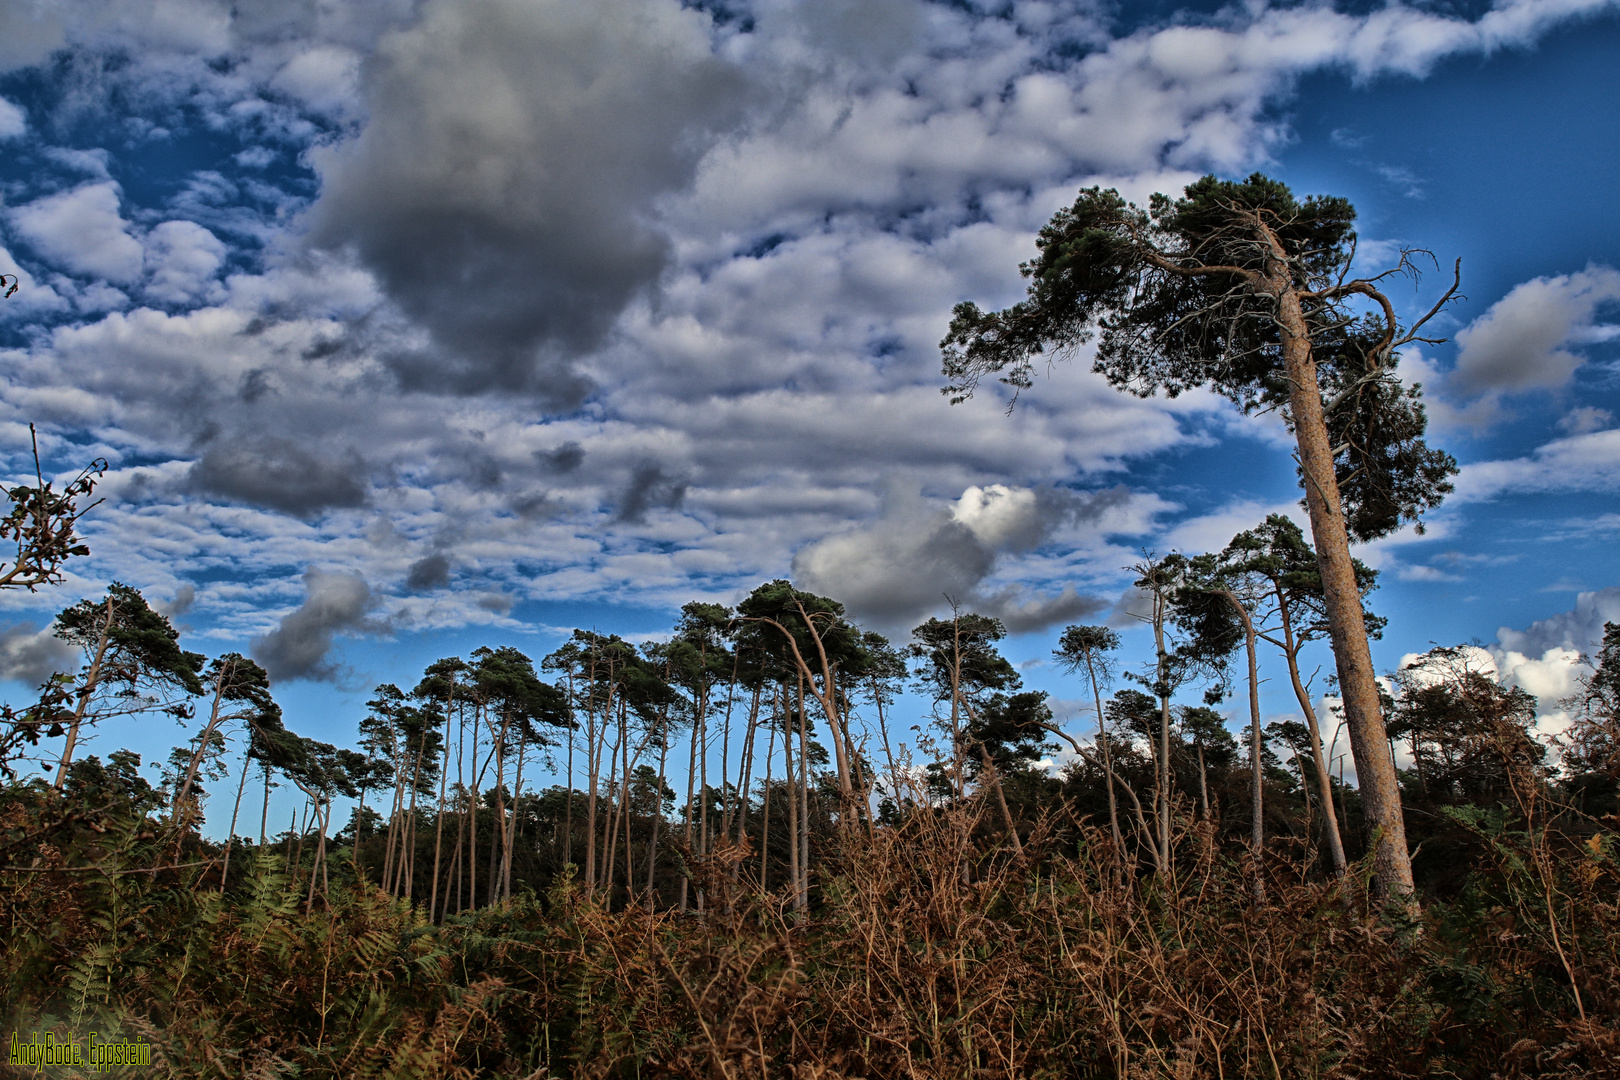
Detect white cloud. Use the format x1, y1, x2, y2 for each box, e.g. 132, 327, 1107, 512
791, 477, 1135, 633
0, 97, 25, 139
1453, 428, 1620, 501
8, 183, 144, 284
1559, 405, 1614, 435
142, 220, 227, 305
1496, 585, 1620, 658
269, 45, 362, 117
1452, 265, 1620, 393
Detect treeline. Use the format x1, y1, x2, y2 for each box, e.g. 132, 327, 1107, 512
5, 512, 1616, 917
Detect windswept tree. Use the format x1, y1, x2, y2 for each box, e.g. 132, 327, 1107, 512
1053, 625, 1125, 849
941, 174, 1460, 895
735, 581, 867, 824
171, 653, 277, 829
41, 583, 205, 789
662, 602, 734, 911
1217, 515, 1385, 876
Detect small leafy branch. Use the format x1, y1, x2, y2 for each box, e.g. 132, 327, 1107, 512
0, 424, 108, 592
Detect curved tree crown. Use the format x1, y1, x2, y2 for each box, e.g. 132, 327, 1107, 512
943, 173, 1457, 542
55, 582, 207, 699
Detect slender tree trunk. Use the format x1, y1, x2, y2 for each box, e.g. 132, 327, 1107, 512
680, 673, 701, 913
645, 726, 669, 910
564, 698, 575, 869
429, 698, 454, 922
1272, 598, 1349, 878
221, 742, 255, 891
1151, 590, 1173, 871
796, 676, 810, 912
1084, 654, 1124, 852
698, 688, 710, 907
719, 658, 735, 839
174, 660, 232, 821
979, 741, 1023, 856
1197, 746, 1210, 821
400, 729, 429, 901
53, 599, 115, 790
735, 680, 762, 848
352, 786, 370, 883
785, 709, 799, 912
260, 760, 272, 848
468, 703, 482, 909
307, 796, 331, 910
1274, 278, 1413, 898
759, 696, 776, 892
621, 703, 637, 906
487, 710, 510, 907
503, 734, 527, 902
1246, 612, 1265, 904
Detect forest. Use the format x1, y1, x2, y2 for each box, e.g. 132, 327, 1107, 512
3, 176, 1619, 1078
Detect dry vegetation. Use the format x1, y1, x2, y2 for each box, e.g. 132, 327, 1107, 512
4, 745, 1617, 1080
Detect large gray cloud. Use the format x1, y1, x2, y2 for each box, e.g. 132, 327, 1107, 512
1452, 265, 1620, 393
793, 480, 1126, 633
187, 436, 368, 518
251, 568, 375, 682
305, 0, 746, 400
0, 621, 79, 687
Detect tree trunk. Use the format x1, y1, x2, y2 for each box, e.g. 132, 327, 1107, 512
759, 698, 776, 893
429, 698, 455, 921
796, 678, 810, 913
1150, 589, 1173, 872
174, 660, 231, 822
221, 740, 255, 891
644, 725, 669, 911
1272, 594, 1348, 878
1275, 284, 1414, 898
1084, 653, 1124, 852
53, 598, 114, 790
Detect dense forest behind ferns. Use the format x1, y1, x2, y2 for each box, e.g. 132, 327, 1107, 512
4, 561, 1619, 1078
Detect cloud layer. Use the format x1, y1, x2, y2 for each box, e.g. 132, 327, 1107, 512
0, 0, 1616, 674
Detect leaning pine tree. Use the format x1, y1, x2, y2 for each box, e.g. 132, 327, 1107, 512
941, 174, 1458, 897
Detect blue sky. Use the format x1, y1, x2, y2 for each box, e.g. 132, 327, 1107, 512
2, 0, 1618, 820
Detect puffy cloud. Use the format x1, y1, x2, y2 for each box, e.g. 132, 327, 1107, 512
1496, 586, 1620, 659
269, 44, 361, 117
0, 622, 79, 687
143, 221, 227, 305
1453, 428, 1620, 502
1452, 265, 1620, 393
7, 183, 144, 284
251, 567, 375, 683
305, 0, 745, 399
1558, 406, 1614, 435
792, 479, 1127, 633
